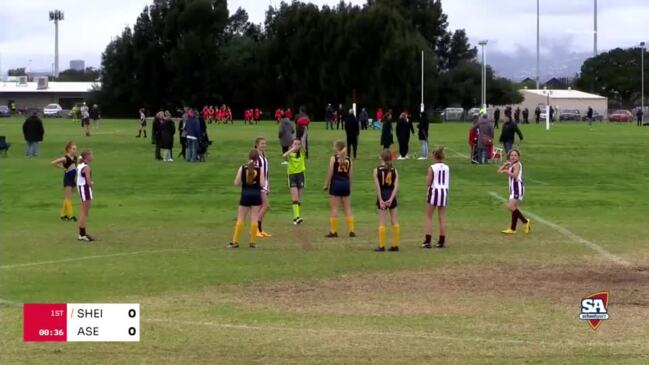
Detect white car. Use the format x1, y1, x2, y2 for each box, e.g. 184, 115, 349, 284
43, 103, 63, 118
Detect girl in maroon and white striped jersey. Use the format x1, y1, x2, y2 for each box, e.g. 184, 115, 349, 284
423, 147, 449, 248
498, 149, 531, 234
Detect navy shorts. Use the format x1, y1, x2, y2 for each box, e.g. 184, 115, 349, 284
329, 180, 350, 197
289, 173, 305, 189
240, 189, 262, 207
376, 189, 397, 210
63, 172, 76, 187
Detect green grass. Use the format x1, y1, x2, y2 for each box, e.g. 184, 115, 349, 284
1, 118, 649, 364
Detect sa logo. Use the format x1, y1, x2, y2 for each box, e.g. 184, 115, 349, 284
579, 291, 609, 330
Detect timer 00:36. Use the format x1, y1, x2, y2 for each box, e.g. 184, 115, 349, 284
39, 329, 64, 336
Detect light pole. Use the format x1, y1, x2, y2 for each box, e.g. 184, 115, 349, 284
593, 0, 598, 57
543, 87, 552, 131
49, 10, 64, 78
536, 0, 540, 90
420, 50, 425, 113
479, 40, 488, 110
642, 42, 646, 124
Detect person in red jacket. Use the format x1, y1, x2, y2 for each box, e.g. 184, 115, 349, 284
208, 105, 215, 124
202, 106, 210, 121
285, 108, 293, 121
274, 108, 283, 123
376, 108, 384, 125
254, 108, 261, 124
226, 107, 232, 123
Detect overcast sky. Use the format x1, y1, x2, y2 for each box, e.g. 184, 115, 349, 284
1, 0, 648, 79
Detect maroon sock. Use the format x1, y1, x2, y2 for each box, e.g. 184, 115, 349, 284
511, 212, 518, 230
80, 227, 86, 236
514, 209, 528, 224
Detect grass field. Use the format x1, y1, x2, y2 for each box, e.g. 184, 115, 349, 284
1, 117, 649, 364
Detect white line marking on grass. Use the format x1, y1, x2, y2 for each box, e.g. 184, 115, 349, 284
0, 298, 20, 306
488, 192, 633, 268
0, 247, 216, 270
145, 318, 643, 347
445, 147, 470, 159
526, 177, 549, 185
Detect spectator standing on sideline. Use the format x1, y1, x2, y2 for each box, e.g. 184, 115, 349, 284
178, 112, 187, 159
285, 108, 293, 121
380, 111, 394, 151
159, 112, 176, 162
522, 108, 529, 124
359, 108, 369, 130
587, 106, 594, 128
23, 111, 44, 157
396, 112, 415, 160
637, 108, 644, 126
136, 108, 147, 138
499, 116, 523, 154
80, 102, 91, 136
296, 106, 310, 159
504, 106, 512, 121
514, 107, 521, 124
376, 108, 384, 128
344, 109, 360, 159
493, 108, 501, 129
278, 112, 295, 164
471, 113, 494, 164
417, 112, 429, 160
336, 104, 344, 130
549, 106, 555, 122
152, 111, 164, 161
184, 109, 201, 162
535, 106, 541, 124
325, 104, 334, 130
90, 104, 100, 128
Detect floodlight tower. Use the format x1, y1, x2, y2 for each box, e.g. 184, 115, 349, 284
479, 40, 488, 109
49, 10, 64, 77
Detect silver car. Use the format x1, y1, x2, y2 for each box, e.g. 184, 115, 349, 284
43, 103, 63, 118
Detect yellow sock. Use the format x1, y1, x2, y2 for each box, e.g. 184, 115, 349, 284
67, 199, 75, 217
392, 224, 401, 247
250, 223, 259, 244
232, 220, 244, 244
378, 226, 386, 248
330, 217, 338, 234
346, 216, 355, 233
60, 200, 67, 217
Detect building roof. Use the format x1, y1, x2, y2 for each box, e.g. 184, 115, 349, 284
521, 89, 607, 100
0, 81, 100, 93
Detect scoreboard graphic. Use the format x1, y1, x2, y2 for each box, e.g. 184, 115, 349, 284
23, 304, 140, 342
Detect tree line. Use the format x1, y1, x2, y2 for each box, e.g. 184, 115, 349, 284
94, 0, 523, 118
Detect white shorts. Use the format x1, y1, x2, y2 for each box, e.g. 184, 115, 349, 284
427, 188, 448, 207
78, 185, 93, 202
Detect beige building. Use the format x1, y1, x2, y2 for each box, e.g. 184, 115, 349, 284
509, 89, 608, 118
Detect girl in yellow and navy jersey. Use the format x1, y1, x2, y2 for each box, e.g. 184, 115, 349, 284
51, 142, 78, 222
323, 140, 355, 238
373, 150, 400, 252
229, 149, 265, 249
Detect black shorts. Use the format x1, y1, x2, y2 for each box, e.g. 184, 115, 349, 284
81, 118, 90, 126
240, 189, 262, 207
376, 189, 397, 210
329, 180, 350, 197
141, 121, 147, 127
63, 172, 76, 187
289, 173, 305, 189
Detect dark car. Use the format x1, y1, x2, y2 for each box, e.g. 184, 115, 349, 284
0, 105, 10, 117
559, 109, 581, 121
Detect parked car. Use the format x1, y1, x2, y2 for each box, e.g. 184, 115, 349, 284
467, 107, 481, 119
0, 105, 10, 117
609, 110, 633, 123
43, 103, 63, 118
441, 107, 465, 121
581, 111, 604, 122
559, 109, 581, 121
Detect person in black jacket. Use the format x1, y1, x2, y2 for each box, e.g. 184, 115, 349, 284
344, 109, 360, 159
23, 111, 44, 157
522, 108, 530, 124
499, 116, 523, 153
417, 112, 429, 160
152, 111, 163, 160
159, 112, 176, 162
493, 108, 501, 129
396, 112, 415, 160
380, 111, 394, 151
514, 107, 521, 124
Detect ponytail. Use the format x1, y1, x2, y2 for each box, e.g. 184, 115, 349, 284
334, 140, 347, 157
247, 149, 260, 182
